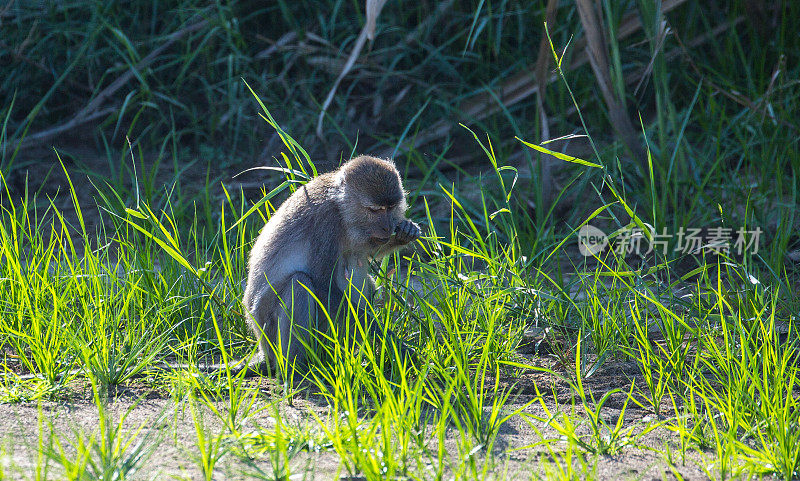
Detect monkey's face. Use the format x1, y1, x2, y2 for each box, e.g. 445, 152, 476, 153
338, 155, 407, 251
364, 203, 401, 246
341, 191, 405, 250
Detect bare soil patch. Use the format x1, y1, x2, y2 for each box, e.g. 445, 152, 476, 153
0, 360, 715, 480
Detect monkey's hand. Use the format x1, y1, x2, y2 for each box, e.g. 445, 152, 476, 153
393, 219, 421, 245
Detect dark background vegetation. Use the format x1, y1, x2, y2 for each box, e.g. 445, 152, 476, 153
1, 0, 798, 270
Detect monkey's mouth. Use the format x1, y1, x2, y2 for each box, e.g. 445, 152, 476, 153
370, 236, 391, 245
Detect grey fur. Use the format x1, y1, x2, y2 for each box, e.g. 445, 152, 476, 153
242, 155, 420, 373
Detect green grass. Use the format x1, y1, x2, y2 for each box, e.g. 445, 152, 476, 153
2, 102, 799, 477
2, 1, 800, 479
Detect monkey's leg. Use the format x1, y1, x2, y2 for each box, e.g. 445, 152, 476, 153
274, 272, 317, 373
342, 305, 416, 371
369, 319, 416, 367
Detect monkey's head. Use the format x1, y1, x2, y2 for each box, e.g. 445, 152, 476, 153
337, 155, 408, 251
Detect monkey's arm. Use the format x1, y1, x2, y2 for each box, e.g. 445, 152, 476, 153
374, 219, 421, 258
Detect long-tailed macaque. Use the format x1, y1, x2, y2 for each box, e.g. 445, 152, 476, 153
242, 155, 420, 373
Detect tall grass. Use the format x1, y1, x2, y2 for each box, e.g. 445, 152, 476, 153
3, 92, 798, 477
1, 1, 799, 479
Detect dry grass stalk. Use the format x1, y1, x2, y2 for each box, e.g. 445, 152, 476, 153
532, 0, 561, 209
316, 0, 388, 138
575, 0, 646, 170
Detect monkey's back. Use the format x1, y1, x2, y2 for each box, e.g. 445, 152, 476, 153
242, 173, 345, 317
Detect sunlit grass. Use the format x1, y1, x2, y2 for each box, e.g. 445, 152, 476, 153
2, 113, 798, 478
1, 2, 799, 476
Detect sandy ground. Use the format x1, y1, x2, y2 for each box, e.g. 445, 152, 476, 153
0, 363, 717, 481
